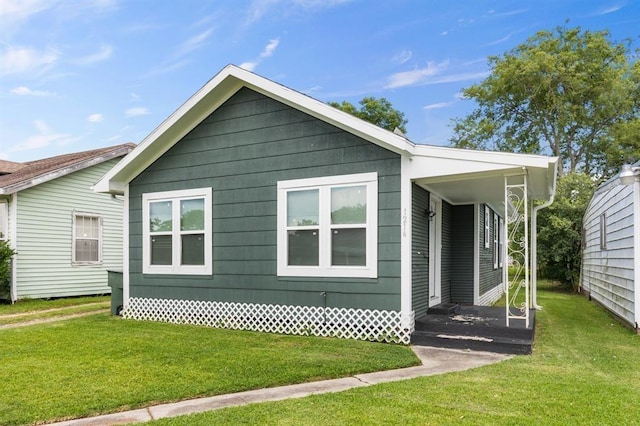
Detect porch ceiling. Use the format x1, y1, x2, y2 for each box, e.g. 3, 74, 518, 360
408, 147, 558, 205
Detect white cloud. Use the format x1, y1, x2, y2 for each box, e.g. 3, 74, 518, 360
0, 46, 59, 76
392, 49, 412, 64
245, 0, 352, 25
385, 61, 449, 89
10, 86, 56, 96
424, 101, 454, 110
125, 107, 150, 117
386, 60, 490, 89
0, 0, 53, 27
175, 29, 214, 57
87, 113, 104, 123
240, 38, 280, 72
74, 44, 113, 65
591, 4, 623, 15
261, 38, 280, 57
10, 120, 73, 153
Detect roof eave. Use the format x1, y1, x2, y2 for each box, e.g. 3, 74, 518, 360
1, 145, 134, 195
94, 65, 415, 193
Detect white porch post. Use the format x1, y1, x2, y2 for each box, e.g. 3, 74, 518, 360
400, 156, 413, 317
122, 185, 130, 306
505, 173, 530, 328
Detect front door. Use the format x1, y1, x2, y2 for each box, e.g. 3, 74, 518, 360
429, 196, 442, 307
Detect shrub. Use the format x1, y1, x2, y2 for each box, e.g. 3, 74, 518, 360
0, 240, 16, 301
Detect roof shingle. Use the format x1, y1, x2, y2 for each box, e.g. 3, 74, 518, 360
0, 143, 135, 194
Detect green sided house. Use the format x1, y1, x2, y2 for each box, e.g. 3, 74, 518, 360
0, 143, 134, 302
95, 65, 557, 344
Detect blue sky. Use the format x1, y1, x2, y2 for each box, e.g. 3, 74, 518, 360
1, 0, 638, 162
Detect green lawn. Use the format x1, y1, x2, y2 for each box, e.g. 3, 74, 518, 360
0, 312, 418, 425
0, 295, 109, 315
149, 281, 640, 425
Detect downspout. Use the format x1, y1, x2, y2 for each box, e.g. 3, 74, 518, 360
531, 187, 556, 310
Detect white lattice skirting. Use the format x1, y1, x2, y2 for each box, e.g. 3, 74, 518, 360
122, 297, 415, 344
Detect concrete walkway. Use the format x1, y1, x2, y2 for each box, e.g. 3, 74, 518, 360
51, 346, 511, 426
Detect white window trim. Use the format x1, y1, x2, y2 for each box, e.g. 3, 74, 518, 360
277, 172, 378, 278
484, 205, 490, 249
72, 211, 103, 265
498, 217, 504, 267
142, 187, 212, 275
493, 213, 499, 269
0, 201, 7, 241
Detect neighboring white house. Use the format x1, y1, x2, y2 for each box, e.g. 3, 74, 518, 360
0, 143, 134, 302
581, 160, 640, 333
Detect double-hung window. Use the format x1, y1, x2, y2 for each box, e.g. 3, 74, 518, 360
72, 212, 102, 264
277, 172, 378, 278
142, 187, 212, 275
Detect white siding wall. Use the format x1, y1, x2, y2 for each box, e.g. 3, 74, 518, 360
581, 178, 636, 327
14, 159, 124, 299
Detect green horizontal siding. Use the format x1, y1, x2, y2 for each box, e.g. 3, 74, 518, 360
129, 88, 402, 311
450, 204, 475, 303
411, 184, 429, 317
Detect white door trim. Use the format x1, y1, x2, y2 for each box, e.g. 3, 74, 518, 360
429, 195, 442, 307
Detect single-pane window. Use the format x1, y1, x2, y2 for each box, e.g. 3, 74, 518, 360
150, 201, 172, 232
600, 213, 607, 250
484, 205, 490, 248
181, 234, 204, 265
76, 239, 98, 262
331, 228, 366, 266
287, 190, 319, 226
288, 230, 319, 265
181, 199, 204, 230
151, 235, 172, 265
331, 186, 366, 224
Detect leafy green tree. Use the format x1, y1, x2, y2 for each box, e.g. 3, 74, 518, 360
451, 25, 639, 178
537, 173, 595, 290
329, 97, 408, 133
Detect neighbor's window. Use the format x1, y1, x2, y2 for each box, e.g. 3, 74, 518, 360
277, 172, 378, 278
72, 212, 102, 264
142, 187, 212, 275
599, 213, 607, 250
0, 202, 7, 240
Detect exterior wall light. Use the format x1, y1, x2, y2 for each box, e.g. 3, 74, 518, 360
620, 164, 640, 186
425, 208, 436, 220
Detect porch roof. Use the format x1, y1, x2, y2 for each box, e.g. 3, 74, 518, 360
407, 144, 558, 205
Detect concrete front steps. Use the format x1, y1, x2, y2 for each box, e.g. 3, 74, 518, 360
411, 305, 535, 355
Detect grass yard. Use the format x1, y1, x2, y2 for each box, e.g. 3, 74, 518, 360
0, 311, 418, 425
0, 295, 109, 315
148, 281, 640, 425
0, 296, 109, 326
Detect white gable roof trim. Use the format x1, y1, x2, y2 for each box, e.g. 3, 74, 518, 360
94, 65, 415, 194
94, 64, 558, 202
